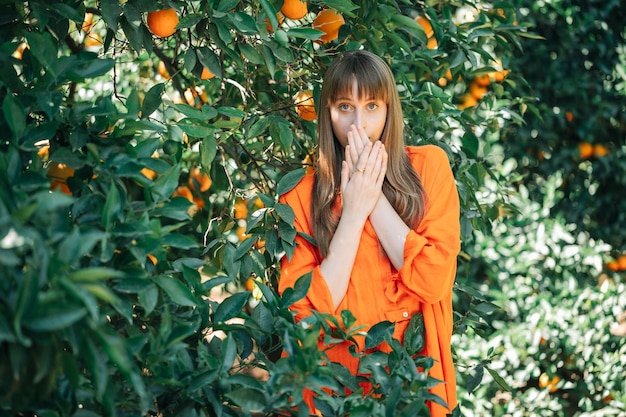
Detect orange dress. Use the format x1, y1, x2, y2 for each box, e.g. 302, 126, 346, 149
278, 145, 461, 416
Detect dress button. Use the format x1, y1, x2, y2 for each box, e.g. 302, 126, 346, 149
402, 311, 409, 318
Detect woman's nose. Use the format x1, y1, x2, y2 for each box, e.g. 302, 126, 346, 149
354, 109, 365, 129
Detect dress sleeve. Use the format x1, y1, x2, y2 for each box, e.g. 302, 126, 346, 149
398, 146, 461, 304
278, 181, 336, 319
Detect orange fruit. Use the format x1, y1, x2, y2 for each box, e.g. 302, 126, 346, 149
244, 277, 256, 291
415, 16, 434, 38
201, 67, 215, 80
147, 9, 179, 38
235, 225, 249, 241
492, 69, 509, 82
312, 9, 345, 43
147, 254, 158, 265
84, 32, 102, 48
578, 142, 593, 159
12, 43, 28, 60
294, 90, 316, 121
253, 196, 265, 209
593, 143, 608, 157
469, 82, 488, 100
188, 167, 212, 192
37, 144, 50, 160
281, 0, 307, 20
427, 37, 438, 49
265, 12, 285, 33
193, 196, 204, 211
140, 167, 157, 180
538, 373, 560, 393
437, 69, 453, 87
184, 88, 196, 106
565, 111, 574, 122
172, 185, 194, 202
48, 162, 74, 195
234, 199, 248, 219
457, 94, 477, 110
617, 255, 626, 271
157, 61, 170, 79
474, 74, 491, 87
606, 260, 619, 271
82, 12, 94, 32
47, 162, 74, 182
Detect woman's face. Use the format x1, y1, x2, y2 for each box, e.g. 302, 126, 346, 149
329, 77, 387, 148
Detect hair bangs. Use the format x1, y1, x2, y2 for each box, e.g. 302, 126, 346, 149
326, 58, 390, 105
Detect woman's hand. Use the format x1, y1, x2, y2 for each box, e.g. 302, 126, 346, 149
340, 124, 387, 222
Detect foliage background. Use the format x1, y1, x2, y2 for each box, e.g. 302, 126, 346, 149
1, 0, 624, 416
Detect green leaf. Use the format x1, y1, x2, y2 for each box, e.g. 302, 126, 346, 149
259, 0, 279, 31
69, 57, 115, 80
138, 284, 159, 316
3, 93, 26, 139
280, 272, 311, 308
68, 267, 125, 282
270, 120, 293, 150
213, 292, 249, 323
391, 14, 428, 42
126, 88, 141, 117
485, 364, 513, 392
466, 364, 484, 394
227, 12, 258, 35
153, 275, 197, 307
25, 308, 87, 331
365, 320, 394, 350
102, 182, 122, 230
100, 0, 122, 29
404, 312, 425, 355
161, 233, 198, 250
196, 46, 222, 78
276, 168, 305, 196
141, 83, 165, 118
462, 131, 479, 158
151, 163, 180, 203
224, 388, 266, 411
200, 136, 217, 170
178, 119, 218, 137
287, 27, 324, 40
274, 203, 295, 225
171, 103, 211, 120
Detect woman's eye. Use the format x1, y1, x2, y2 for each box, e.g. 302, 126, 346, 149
338, 103, 352, 111
367, 103, 378, 110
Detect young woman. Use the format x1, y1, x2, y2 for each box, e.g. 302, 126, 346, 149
278, 50, 461, 416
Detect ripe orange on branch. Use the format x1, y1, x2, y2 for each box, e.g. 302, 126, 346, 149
188, 167, 212, 192
312, 9, 345, 43
281, 0, 307, 20
201, 67, 215, 80
294, 90, 316, 121
147, 9, 179, 38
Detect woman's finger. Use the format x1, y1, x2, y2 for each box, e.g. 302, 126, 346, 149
340, 160, 350, 193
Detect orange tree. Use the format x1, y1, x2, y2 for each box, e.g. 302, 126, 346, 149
499, 0, 626, 259
0, 0, 530, 415
451, 1, 626, 414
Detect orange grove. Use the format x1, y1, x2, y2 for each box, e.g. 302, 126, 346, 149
147, 9, 179, 38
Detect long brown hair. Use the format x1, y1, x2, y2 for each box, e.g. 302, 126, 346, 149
312, 50, 427, 257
